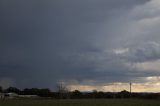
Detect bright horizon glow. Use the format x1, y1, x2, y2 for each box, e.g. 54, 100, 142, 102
68, 80, 160, 93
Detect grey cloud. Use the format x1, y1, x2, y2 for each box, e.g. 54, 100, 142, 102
0, 0, 153, 88
118, 42, 160, 63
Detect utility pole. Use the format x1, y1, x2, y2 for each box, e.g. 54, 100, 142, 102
130, 82, 132, 97
130, 82, 132, 93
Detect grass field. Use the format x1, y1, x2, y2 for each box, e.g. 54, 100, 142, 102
1, 99, 160, 106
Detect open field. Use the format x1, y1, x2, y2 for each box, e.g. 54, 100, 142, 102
0, 99, 160, 106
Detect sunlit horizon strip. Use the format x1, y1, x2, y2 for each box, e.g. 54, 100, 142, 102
68, 82, 160, 93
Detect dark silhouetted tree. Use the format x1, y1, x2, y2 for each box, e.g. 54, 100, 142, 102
5, 87, 21, 94
0, 86, 2, 92
118, 90, 130, 98
71, 90, 82, 99
92, 90, 98, 98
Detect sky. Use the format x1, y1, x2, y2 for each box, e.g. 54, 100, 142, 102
1, 0, 160, 92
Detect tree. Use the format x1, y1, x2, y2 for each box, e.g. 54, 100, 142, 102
118, 90, 130, 98
23, 88, 40, 95
71, 90, 82, 99
0, 86, 2, 92
56, 82, 70, 99
5, 87, 21, 94
92, 90, 98, 98
38, 88, 51, 97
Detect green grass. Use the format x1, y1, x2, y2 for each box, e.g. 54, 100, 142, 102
0, 99, 160, 106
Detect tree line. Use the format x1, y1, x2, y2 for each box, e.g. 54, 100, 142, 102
0, 86, 160, 99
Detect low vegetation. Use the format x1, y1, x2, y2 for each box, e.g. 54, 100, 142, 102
1, 86, 160, 99
1, 99, 160, 106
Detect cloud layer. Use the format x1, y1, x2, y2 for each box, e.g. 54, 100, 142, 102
1, 0, 160, 91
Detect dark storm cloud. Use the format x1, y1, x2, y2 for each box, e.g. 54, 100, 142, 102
0, 0, 152, 88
